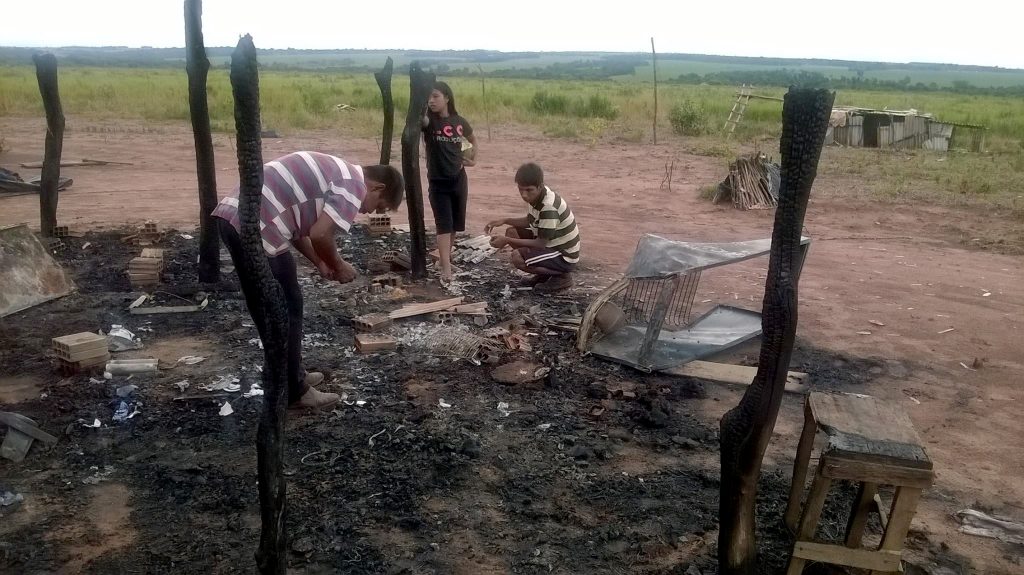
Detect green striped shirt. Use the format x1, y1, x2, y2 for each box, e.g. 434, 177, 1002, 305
527, 187, 580, 264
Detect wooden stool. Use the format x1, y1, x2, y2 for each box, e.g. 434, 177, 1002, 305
784, 392, 933, 574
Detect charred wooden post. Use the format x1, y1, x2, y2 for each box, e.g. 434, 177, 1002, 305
717, 87, 834, 575
400, 62, 435, 279
230, 35, 291, 575
33, 53, 64, 237
184, 0, 220, 283
374, 56, 395, 166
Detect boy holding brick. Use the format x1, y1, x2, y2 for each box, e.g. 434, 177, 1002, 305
485, 163, 580, 293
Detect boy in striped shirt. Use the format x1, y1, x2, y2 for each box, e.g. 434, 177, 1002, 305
212, 151, 404, 411
485, 163, 580, 293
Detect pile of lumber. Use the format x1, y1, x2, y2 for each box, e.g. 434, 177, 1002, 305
389, 297, 489, 321
52, 332, 109, 374
455, 235, 498, 264
713, 153, 781, 210
128, 248, 164, 289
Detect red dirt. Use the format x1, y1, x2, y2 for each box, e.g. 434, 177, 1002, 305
1, 115, 1022, 572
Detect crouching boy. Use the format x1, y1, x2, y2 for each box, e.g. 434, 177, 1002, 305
485, 163, 580, 293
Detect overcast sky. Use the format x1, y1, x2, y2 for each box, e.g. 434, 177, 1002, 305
4, 0, 1020, 69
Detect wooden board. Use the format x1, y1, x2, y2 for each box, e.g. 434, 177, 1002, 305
663, 360, 809, 394
810, 392, 931, 467
792, 541, 902, 572
389, 297, 464, 319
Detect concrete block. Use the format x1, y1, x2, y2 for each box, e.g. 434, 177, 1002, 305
355, 333, 397, 353
373, 273, 402, 288
352, 313, 393, 333
52, 332, 108, 361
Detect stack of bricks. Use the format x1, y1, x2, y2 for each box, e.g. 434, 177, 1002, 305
368, 214, 391, 237
138, 221, 160, 246
128, 248, 164, 289
53, 332, 110, 375
372, 273, 402, 288
352, 312, 397, 353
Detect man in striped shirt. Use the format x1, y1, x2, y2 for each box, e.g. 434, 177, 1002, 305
212, 151, 404, 411
485, 163, 580, 293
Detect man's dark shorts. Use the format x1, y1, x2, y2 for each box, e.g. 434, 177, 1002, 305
512, 227, 576, 274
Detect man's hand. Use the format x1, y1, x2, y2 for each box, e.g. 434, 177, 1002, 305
484, 218, 506, 234
333, 260, 358, 283
489, 235, 510, 249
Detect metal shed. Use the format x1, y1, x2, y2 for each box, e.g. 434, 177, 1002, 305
824, 107, 986, 152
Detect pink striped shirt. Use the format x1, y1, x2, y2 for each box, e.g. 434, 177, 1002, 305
212, 152, 366, 256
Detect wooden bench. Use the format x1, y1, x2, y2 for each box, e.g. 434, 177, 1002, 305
784, 392, 933, 574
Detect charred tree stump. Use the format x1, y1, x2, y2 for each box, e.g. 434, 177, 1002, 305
33, 53, 64, 237
184, 0, 220, 283
717, 87, 834, 575
401, 63, 435, 279
230, 35, 291, 575
374, 56, 394, 166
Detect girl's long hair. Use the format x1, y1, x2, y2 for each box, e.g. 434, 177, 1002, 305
429, 81, 459, 117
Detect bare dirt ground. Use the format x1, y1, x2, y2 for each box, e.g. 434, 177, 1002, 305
1, 115, 1022, 574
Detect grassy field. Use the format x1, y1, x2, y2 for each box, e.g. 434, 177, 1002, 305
3, 65, 1024, 148
1, 63, 1021, 248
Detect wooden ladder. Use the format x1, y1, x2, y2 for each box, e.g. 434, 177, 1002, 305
724, 84, 751, 136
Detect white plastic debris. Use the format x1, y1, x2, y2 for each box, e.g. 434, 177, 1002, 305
171, 380, 190, 392
107, 325, 143, 352
202, 375, 240, 393
497, 402, 511, 417
249, 338, 264, 350
176, 355, 206, 366
438, 398, 452, 408
180, 233, 194, 240
500, 285, 513, 298
219, 402, 234, 416
536, 423, 552, 430
82, 418, 102, 428
243, 383, 264, 398
957, 509, 1024, 544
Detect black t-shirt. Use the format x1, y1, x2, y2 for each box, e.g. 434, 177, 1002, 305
423, 114, 473, 181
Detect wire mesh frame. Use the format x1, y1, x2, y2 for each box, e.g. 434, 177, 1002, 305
613, 270, 702, 331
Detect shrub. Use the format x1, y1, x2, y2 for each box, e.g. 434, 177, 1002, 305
532, 91, 569, 115
669, 100, 710, 136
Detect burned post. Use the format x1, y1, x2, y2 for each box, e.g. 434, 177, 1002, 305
33, 53, 64, 237
184, 0, 220, 283
374, 56, 394, 166
717, 87, 833, 575
400, 62, 436, 279
229, 35, 291, 575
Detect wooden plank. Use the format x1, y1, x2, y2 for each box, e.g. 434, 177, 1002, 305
810, 392, 923, 447
453, 302, 488, 314
845, 482, 879, 548
793, 541, 902, 572
821, 455, 933, 488
19, 158, 133, 168
664, 360, 809, 394
389, 297, 464, 319
130, 298, 209, 315
785, 400, 818, 531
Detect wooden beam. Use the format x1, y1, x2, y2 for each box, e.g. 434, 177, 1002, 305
389, 297, 465, 319
792, 542, 901, 572
664, 361, 809, 394
33, 53, 65, 237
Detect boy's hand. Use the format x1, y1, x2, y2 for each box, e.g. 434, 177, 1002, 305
333, 260, 358, 283
489, 235, 509, 249
484, 218, 506, 234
